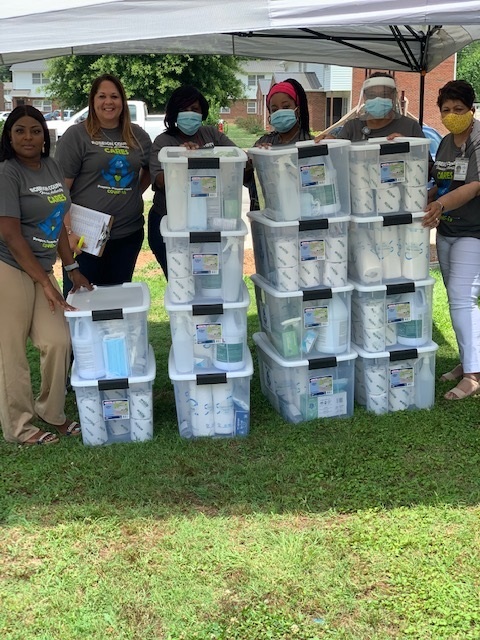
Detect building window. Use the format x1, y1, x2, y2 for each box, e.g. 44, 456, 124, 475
220, 107, 231, 114
33, 99, 52, 112
247, 101, 257, 115
247, 74, 265, 87
32, 73, 49, 85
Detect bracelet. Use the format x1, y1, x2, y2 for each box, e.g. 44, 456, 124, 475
65, 226, 72, 235
64, 261, 80, 272
437, 200, 445, 212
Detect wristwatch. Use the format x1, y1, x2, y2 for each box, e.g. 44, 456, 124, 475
64, 261, 80, 272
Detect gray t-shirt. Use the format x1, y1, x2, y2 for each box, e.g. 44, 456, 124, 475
433, 119, 480, 238
0, 157, 71, 271
56, 123, 151, 239
149, 125, 235, 218
336, 115, 425, 142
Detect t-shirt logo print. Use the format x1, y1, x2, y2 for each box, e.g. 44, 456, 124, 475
38, 203, 65, 240
101, 154, 134, 188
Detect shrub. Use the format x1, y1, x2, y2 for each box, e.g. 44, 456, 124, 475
235, 115, 264, 134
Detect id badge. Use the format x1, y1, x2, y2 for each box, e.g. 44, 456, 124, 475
454, 159, 468, 182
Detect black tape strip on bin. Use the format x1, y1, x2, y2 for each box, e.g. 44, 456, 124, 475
188, 157, 220, 169
189, 231, 221, 244
389, 349, 418, 362
308, 356, 338, 370
92, 309, 124, 321
98, 378, 129, 390
383, 213, 412, 227
303, 287, 332, 301
192, 303, 223, 316
386, 282, 415, 296
379, 141, 410, 155
299, 219, 329, 232
297, 145, 329, 159
196, 372, 227, 385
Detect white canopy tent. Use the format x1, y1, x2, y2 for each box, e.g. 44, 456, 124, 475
1, 0, 480, 122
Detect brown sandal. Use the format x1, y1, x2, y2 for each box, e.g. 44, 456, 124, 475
444, 376, 480, 400
23, 431, 59, 446
439, 364, 463, 382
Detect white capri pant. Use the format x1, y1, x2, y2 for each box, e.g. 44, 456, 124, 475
436, 234, 480, 373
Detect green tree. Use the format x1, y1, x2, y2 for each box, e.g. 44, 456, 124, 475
456, 42, 480, 99
46, 54, 245, 115
0, 65, 11, 83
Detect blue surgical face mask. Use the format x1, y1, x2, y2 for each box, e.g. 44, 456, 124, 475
176, 111, 202, 136
270, 108, 297, 133
364, 97, 393, 119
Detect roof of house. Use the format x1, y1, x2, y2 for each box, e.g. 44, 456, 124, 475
272, 72, 323, 91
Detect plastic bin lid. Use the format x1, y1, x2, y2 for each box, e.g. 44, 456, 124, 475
160, 216, 248, 238
253, 331, 357, 368
350, 276, 435, 293
296, 139, 350, 150
247, 209, 350, 227
352, 341, 439, 359
250, 273, 353, 298
71, 344, 156, 388
159, 145, 247, 164
65, 282, 150, 317
367, 136, 431, 148
350, 142, 381, 152
350, 211, 425, 224
168, 345, 253, 381
164, 280, 250, 312
247, 145, 298, 156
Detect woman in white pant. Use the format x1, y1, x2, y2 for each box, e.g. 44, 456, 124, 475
423, 80, 480, 400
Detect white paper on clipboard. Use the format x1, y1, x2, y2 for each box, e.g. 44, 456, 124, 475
69, 204, 113, 257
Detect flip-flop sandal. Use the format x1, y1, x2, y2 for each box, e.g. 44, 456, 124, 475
57, 420, 81, 437
23, 431, 59, 446
440, 364, 463, 382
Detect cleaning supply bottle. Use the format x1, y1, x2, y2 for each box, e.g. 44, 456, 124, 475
396, 289, 429, 346
172, 316, 194, 373
71, 318, 105, 380
414, 355, 434, 409
213, 380, 235, 435
314, 294, 349, 355
222, 239, 243, 302
213, 310, 246, 371
187, 194, 208, 230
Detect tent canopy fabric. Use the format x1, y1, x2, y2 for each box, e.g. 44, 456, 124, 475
1, 1, 480, 70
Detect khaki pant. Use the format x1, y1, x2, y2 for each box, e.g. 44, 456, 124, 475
0, 261, 71, 443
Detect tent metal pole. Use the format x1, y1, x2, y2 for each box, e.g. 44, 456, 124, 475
419, 72, 425, 127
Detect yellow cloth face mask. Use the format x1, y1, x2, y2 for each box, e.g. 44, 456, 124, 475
441, 111, 474, 135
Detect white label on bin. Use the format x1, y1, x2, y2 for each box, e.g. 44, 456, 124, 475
103, 399, 129, 421
317, 392, 347, 417
309, 375, 334, 396
390, 367, 414, 388
196, 323, 222, 344
192, 253, 219, 275
304, 306, 327, 328
260, 302, 272, 331
299, 163, 325, 187
300, 239, 325, 262
262, 362, 275, 392
190, 175, 217, 197
380, 160, 405, 184
387, 301, 411, 324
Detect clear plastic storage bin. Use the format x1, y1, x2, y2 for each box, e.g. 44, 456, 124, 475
159, 146, 247, 231
253, 332, 356, 423
168, 347, 253, 438
251, 274, 353, 360
354, 342, 438, 414
348, 212, 430, 285
248, 210, 349, 291
161, 216, 246, 304
165, 282, 250, 374
349, 138, 430, 216
65, 283, 150, 380
351, 279, 434, 353
248, 139, 351, 221
71, 345, 156, 446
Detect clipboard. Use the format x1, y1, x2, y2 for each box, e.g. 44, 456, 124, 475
69, 204, 113, 257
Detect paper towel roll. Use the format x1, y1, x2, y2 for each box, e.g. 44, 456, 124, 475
388, 386, 412, 412
78, 394, 109, 446
350, 162, 371, 190
405, 159, 428, 187
369, 163, 381, 189
367, 393, 389, 415
403, 185, 428, 212
360, 298, 385, 330
350, 228, 382, 285
129, 386, 152, 420
299, 260, 321, 288
272, 237, 298, 268
275, 266, 299, 292
169, 276, 195, 303
323, 261, 348, 287
168, 249, 191, 279
374, 226, 402, 280
362, 328, 385, 353
130, 418, 153, 442
402, 222, 429, 280
325, 235, 348, 262
365, 365, 389, 396
375, 185, 402, 214
351, 188, 375, 215
385, 322, 397, 346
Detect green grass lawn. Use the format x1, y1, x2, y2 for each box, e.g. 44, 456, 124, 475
224, 123, 263, 150
1, 265, 480, 639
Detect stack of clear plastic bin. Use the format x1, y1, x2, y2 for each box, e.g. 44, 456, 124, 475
159, 146, 252, 437
65, 283, 156, 445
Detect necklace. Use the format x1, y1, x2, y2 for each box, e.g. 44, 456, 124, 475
101, 127, 119, 144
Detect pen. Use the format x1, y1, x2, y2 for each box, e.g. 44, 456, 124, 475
74, 235, 85, 259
